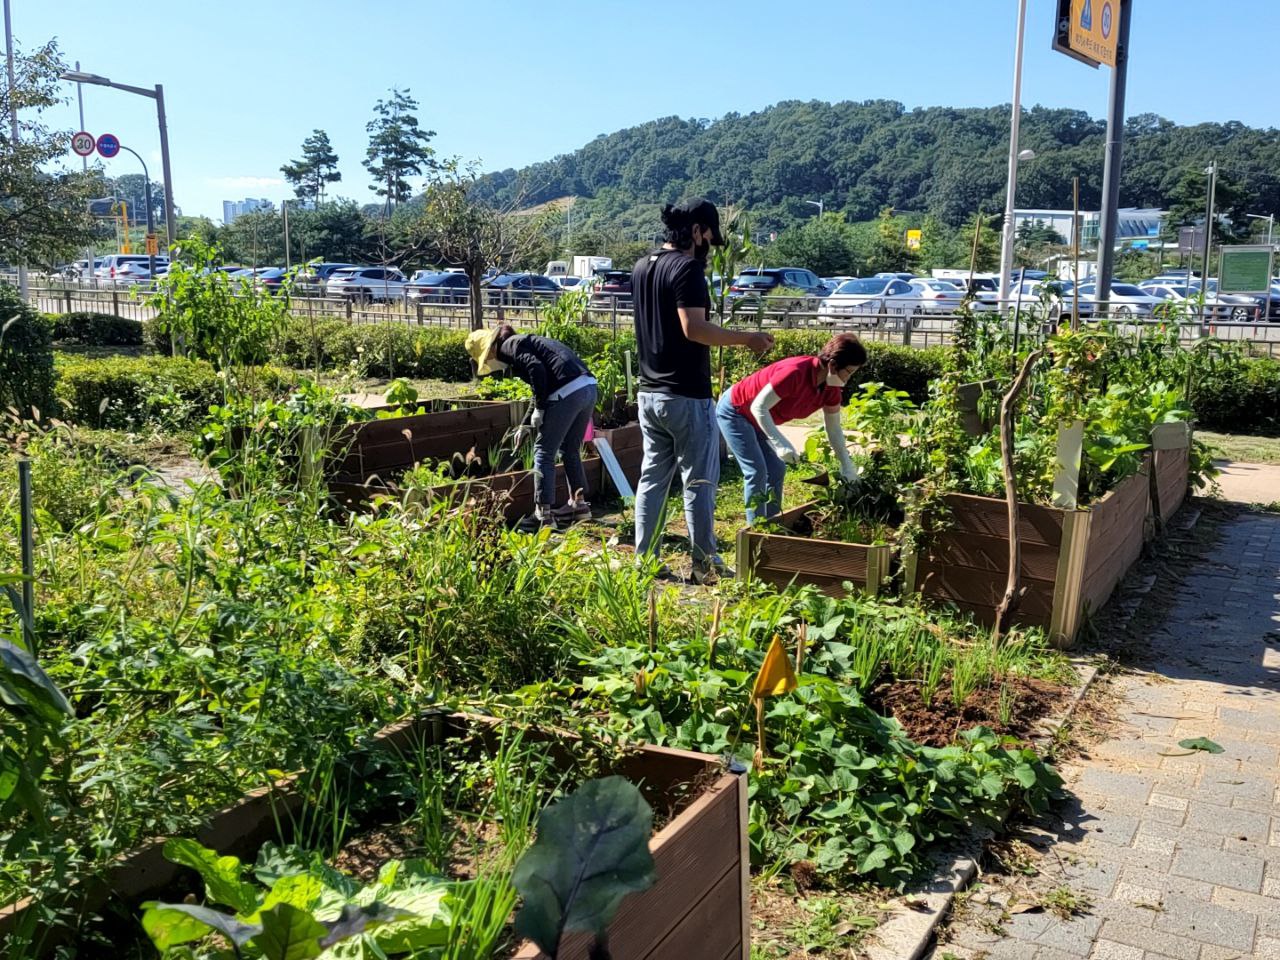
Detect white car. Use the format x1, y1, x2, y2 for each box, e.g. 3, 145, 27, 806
908, 278, 964, 314
817, 277, 924, 327
326, 266, 408, 302
551, 276, 588, 289
1011, 280, 1095, 320
1075, 282, 1165, 319
1138, 282, 1237, 321
95, 254, 169, 285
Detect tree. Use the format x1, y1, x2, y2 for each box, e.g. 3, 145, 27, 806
111, 173, 168, 226
0, 39, 95, 266
364, 88, 436, 215
916, 214, 962, 272
769, 213, 860, 276
281, 129, 341, 206
865, 207, 910, 275
404, 159, 552, 330
958, 212, 1002, 272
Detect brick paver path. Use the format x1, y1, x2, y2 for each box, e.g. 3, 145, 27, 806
934, 510, 1280, 960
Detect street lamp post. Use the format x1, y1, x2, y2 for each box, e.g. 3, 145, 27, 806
4, 0, 27, 297
997, 0, 1029, 314
112, 144, 155, 279
805, 200, 823, 218
59, 70, 175, 250
1246, 213, 1275, 247
1198, 161, 1217, 327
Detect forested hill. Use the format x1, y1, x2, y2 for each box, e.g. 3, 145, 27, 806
473, 99, 1280, 233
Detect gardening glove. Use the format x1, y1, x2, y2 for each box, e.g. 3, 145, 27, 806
530, 408, 544, 430
773, 440, 801, 465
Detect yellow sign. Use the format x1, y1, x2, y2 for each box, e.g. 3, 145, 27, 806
906, 229, 922, 250
1070, 0, 1118, 68
145, 234, 159, 256
751, 635, 798, 700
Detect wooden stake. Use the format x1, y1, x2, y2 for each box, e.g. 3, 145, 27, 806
993, 349, 1046, 643
708, 599, 722, 669
753, 697, 767, 772
794, 622, 807, 675
647, 587, 658, 654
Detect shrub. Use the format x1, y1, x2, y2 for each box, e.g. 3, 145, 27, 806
55, 354, 221, 429
50, 312, 145, 346
0, 283, 57, 418
1190, 355, 1280, 436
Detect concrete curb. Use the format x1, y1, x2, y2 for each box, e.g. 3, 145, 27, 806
863, 659, 1102, 960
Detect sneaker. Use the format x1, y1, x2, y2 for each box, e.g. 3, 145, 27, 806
551, 500, 592, 524
515, 511, 552, 534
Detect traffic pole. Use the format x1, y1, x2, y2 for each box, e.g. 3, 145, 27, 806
1094, 0, 1133, 318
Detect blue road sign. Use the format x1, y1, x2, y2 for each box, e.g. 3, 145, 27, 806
96, 133, 120, 159
1080, 0, 1092, 29
1101, 2, 1113, 39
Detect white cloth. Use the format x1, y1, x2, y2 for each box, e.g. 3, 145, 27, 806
824, 409, 858, 481
749, 384, 799, 464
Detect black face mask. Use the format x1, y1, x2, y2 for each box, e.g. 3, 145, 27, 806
693, 237, 711, 263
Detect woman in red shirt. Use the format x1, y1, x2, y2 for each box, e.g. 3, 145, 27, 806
716, 333, 866, 523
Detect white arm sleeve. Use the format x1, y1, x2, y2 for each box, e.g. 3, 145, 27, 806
824, 409, 858, 481
749, 384, 796, 459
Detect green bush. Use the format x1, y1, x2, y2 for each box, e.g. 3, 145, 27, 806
1190, 355, 1280, 436
0, 283, 57, 418
55, 354, 221, 429
50, 312, 144, 346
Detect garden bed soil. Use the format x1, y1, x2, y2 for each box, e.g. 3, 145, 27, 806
906, 458, 1153, 648
736, 501, 893, 597
0, 712, 749, 960
864, 676, 1069, 749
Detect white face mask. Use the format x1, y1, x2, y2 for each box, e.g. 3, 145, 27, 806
488, 359, 509, 373
826, 371, 847, 387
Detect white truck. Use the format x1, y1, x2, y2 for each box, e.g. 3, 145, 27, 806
571, 255, 611, 279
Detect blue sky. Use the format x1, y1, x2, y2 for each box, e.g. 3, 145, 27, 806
15, 0, 1280, 221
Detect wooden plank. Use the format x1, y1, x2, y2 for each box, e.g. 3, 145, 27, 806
938, 494, 1065, 547
1049, 509, 1090, 648
512, 774, 741, 960
923, 534, 1061, 583
643, 863, 741, 960
916, 566, 1056, 622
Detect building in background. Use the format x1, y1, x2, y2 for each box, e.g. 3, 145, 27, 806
1013, 207, 1165, 250
222, 198, 274, 225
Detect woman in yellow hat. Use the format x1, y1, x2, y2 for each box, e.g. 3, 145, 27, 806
465, 324, 598, 532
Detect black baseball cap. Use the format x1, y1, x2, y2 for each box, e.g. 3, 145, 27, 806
669, 197, 725, 246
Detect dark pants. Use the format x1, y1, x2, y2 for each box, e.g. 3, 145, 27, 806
535, 383, 597, 505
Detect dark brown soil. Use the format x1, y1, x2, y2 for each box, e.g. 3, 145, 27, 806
865, 676, 1069, 748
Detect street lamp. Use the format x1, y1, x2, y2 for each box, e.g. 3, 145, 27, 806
805, 200, 824, 218
997, 0, 1030, 313
59, 69, 175, 250
1246, 213, 1275, 246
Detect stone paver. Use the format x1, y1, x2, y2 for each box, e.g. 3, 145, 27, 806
931, 509, 1280, 959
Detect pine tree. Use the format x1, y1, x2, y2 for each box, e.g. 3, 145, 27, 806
363, 89, 436, 215
281, 129, 341, 206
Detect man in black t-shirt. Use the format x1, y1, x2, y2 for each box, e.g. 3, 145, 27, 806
631, 198, 774, 582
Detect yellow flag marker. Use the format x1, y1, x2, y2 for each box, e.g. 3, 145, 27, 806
752, 635, 798, 700
751, 635, 798, 772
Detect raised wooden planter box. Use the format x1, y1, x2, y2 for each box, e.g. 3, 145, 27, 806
331, 455, 607, 522
905, 459, 1153, 647
735, 501, 893, 597
327, 398, 528, 480
1, 712, 748, 960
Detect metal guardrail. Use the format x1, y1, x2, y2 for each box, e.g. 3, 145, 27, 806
14, 277, 1280, 357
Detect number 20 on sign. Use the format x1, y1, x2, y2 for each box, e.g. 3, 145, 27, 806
71, 131, 95, 157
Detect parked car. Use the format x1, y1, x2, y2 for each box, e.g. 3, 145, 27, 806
407, 270, 471, 304
1197, 279, 1265, 322
821, 275, 856, 292
294, 261, 356, 295
873, 271, 917, 283
61, 258, 104, 281
96, 254, 169, 285
552, 276, 588, 289
592, 270, 633, 305
485, 272, 560, 306
252, 267, 289, 293
1075, 282, 1165, 319
817, 277, 924, 327
908, 278, 964, 314
326, 266, 408, 302
1011, 279, 1095, 321
945, 274, 1001, 312
729, 267, 827, 300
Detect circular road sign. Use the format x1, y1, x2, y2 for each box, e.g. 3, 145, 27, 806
96, 133, 121, 159
71, 131, 95, 157
1101, 2, 1113, 38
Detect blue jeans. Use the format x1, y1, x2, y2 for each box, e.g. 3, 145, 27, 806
535, 383, 597, 505
634, 392, 720, 563
716, 390, 785, 524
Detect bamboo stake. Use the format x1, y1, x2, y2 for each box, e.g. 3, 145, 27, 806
993, 349, 1046, 643
708, 599, 722, 669
794, 622, 807, 675
753, 697, 767, 772
647, 587, 657, 654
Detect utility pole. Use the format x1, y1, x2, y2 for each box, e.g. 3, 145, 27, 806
1198, 160, 1217, 326
1093, 0, 1133, 318
997, 0, 1029, 314
4, 0, 27, 298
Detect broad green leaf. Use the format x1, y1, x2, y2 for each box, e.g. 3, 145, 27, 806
1178, 737, 1224, 754
367, 879, 452, 951
164, 838, 261, 915
141, 901, 260, 949
1012, 763, 1039, 788
319, 902, 411, 949
513, 776, 655, 954
252, 902, 326, 960
0, 748, 18, 802
0, 639, 72, 721
259, 874, 327, 916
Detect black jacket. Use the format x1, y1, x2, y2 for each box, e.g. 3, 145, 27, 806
496, 334, 592, 409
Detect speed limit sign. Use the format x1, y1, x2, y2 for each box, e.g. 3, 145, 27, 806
71, 131, 95, 157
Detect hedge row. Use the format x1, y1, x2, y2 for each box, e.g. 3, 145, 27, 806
50, 311, 144, 346
1190, 357, 1280, 437
0, 285, 57, 417
55, 354, 221, 430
